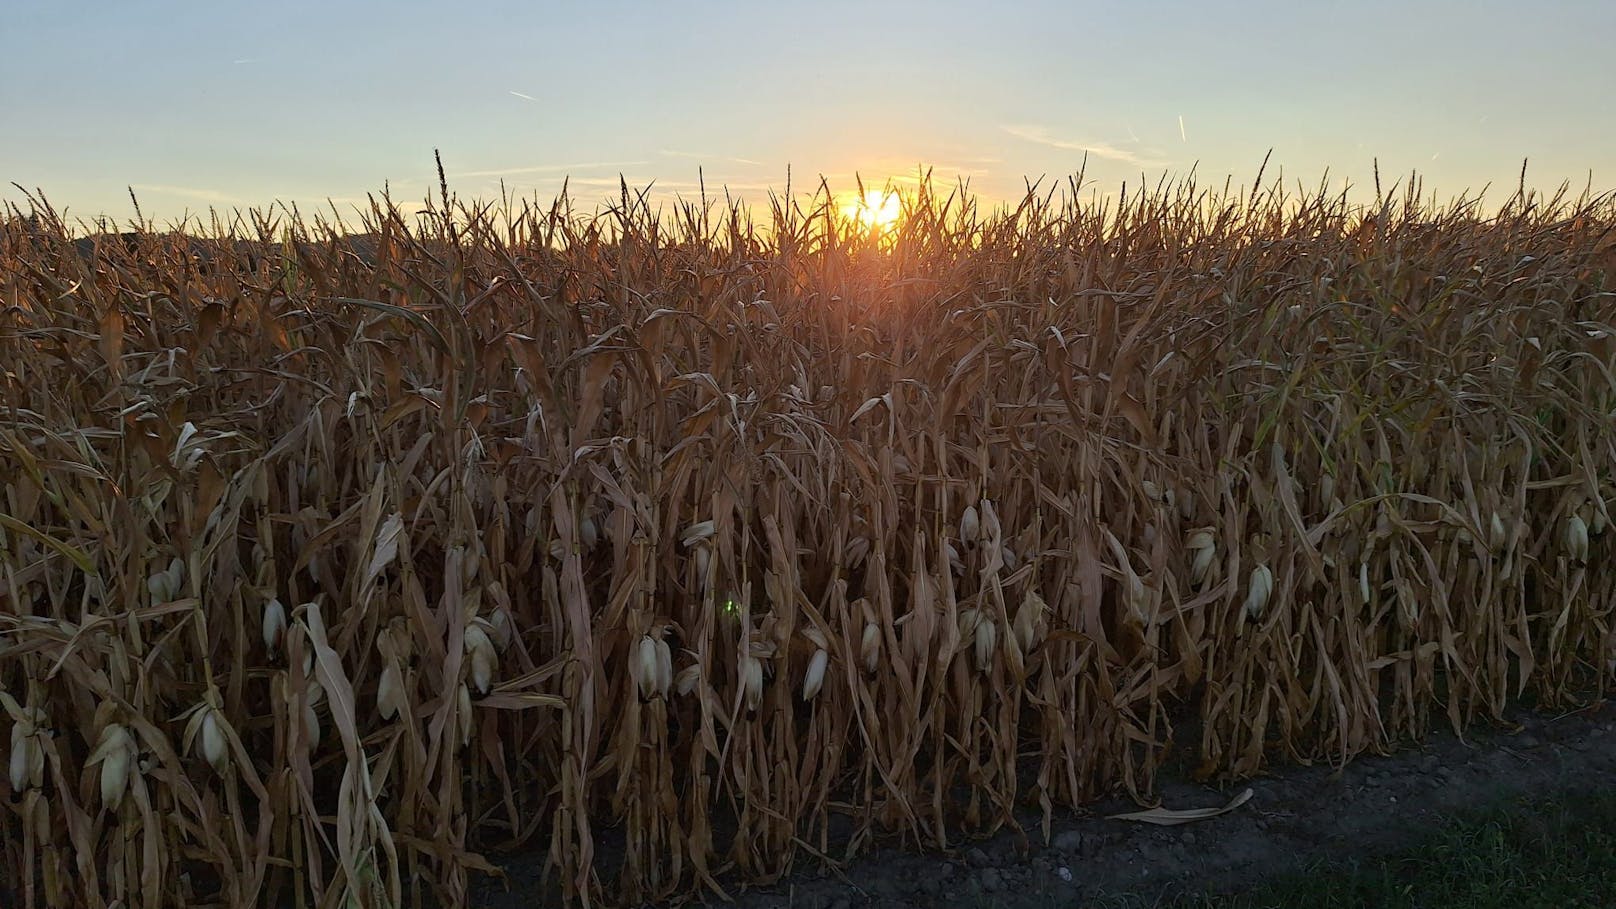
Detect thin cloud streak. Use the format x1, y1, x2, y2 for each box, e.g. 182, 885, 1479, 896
659, 149, 764, 167
1002, 125, 1166, 168
508, 90, 539, 102
129, 184, 241, 204
563, 177, 778, 192
451, 161, 648, 178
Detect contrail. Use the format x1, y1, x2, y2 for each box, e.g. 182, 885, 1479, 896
509, 90, 539, 102
1178, 115, 1187, 142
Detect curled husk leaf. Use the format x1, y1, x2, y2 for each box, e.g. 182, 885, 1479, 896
675, 663, 701, 697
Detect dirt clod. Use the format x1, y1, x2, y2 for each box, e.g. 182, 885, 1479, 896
1052, 829, 1084, 853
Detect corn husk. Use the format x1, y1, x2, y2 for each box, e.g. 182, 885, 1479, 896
693, 546, 712, 594
1013, 590, 1047, 654
974, 617, 998, 672
861, 623, 881, 673
1243, 564, 1274, 621
456, 683, 473, 748
88, 723, 136, 809
488, 605, 513, 652
377, 663, 404, 721
199, 708, 227, 774
303, 700, 321, 750
802, 648, 829, 701
465, 622, 497, 695
8, 712, 43, 792
680, 520, 715, 548
960, 505, 980, 545
262, 597, 287, 652
654, 636, 673, 698
1186, 528, 1217, 587
637, 635, 661, 701
1489, 512, 1508, 552
6, 168, 1616, 909
741, 656, 764, 712
146, 557, 184, 604
1566, 513, 1590, 563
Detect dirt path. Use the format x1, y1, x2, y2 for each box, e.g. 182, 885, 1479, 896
475, 701, 1616, 908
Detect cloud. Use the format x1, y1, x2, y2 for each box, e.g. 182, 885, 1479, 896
129, 184, 241, 205
450, 161, 648, 178
232, 58, 256, 65
658, 149, 764, 167
508, 90, 539, 102
1002, 124, 1166, 168
563, 177, 777, 193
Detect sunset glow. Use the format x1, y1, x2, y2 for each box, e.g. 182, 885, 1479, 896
843, 189, 903, 232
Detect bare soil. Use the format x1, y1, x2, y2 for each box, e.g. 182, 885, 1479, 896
473, 700, 1616, 908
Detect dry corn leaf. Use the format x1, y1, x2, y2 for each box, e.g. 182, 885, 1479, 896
1107, 788, 1254, 825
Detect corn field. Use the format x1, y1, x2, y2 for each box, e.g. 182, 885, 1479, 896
2, 169, 1615, 908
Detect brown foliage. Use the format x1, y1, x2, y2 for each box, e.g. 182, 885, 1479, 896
1, 172, 1614, 906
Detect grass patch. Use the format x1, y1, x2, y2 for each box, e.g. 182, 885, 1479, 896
1184, 788, 1616, 909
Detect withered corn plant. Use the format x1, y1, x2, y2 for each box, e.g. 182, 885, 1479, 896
2, 165, 1615, 907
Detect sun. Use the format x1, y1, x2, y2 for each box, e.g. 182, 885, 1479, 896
843, 189, 903, 232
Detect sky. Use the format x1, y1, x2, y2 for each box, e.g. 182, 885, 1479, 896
3, 0, 1614, 226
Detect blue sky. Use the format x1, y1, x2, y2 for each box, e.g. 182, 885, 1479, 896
4, 0, 1613, 224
